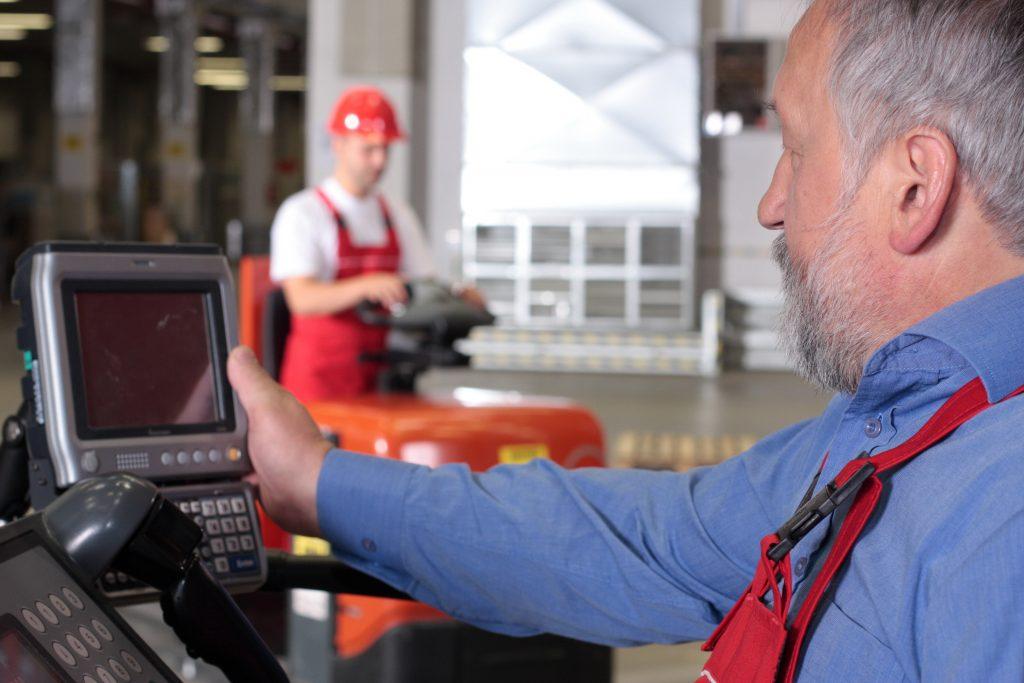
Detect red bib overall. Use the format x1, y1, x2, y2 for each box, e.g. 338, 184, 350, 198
279, 188, 401, 402
698, 377, 1024, 682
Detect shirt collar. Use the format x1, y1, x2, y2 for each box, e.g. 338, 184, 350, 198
891, 275, 1024, 403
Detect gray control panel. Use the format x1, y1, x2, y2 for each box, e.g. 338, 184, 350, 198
1, 543, 170, 682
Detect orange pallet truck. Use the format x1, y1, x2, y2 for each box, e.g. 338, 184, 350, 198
238, 256, 611, 683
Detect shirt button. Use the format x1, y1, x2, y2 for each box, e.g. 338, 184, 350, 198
361, 538, 377, 553
794, 556, 809, 576
863, 417, 883, 438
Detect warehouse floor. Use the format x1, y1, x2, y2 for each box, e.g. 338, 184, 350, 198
0, 306, 829, 681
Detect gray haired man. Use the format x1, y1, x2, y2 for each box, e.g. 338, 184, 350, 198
229, 1, 1024, 679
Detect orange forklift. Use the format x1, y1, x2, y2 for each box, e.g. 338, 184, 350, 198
238, 256, 611, 683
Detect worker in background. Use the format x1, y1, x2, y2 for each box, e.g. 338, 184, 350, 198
270, 86, 482, 401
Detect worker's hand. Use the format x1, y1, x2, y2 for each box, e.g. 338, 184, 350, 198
356, 272, 408, 307
456, 285, 487, 310
227, 346, 332, 538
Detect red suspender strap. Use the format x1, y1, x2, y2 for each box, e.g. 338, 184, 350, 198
313, 187, 345, 228
778, 377, 1024, 682
699, 377, 1024, 683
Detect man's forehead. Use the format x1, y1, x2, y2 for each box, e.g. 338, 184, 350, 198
772, 0, 835, 115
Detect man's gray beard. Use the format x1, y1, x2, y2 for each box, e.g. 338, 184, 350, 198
770, 213, 889, 395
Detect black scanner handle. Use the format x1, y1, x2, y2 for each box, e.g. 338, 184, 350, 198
161, 558, 288, 683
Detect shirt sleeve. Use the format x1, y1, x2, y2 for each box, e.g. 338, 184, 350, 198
316, 418, 820, 647
270, 194, 329, 282
387, 197, 437, 280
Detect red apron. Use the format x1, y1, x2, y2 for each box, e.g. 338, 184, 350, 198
699, 377, 1024, 682
280, 188, 401, 402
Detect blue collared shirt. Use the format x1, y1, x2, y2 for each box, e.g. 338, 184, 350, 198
317, 275, 1024, 681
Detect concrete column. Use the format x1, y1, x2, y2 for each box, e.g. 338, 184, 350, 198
422, 0, 464, 280
155, 0, 200, 241
306, 0, 415, 202
238, 16, 277, 228
53, 0, 101, 239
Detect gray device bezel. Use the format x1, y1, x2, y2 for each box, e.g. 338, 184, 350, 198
30, 250, 249, 488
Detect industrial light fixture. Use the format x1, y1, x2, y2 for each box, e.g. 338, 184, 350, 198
0, 13, 53, 30
0, 61, 20, 77
194, 36, 223, 53
271, 75, 305, 92
194, 69, 247, 89
197, 56, 243, 71
145, 35, 169, 53
0, 27, 24, 40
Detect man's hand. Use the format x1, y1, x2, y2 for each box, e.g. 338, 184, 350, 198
227, 346, 332, 537
356, 272, 407, 307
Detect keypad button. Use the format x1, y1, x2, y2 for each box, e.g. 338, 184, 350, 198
221, 518, 236, 534
209, 449, 222, 463
52, 641, 76, 666
192, 450, 205, 464
115, 572, 128, 584
230, 497, 246, 514
201, 500, 216, 517
79, 626, 101, 650
36, 600, 58, 625
67, 634, 89, 658
83, 676, 99, 683
92, 619, 113, 642
62, 587, 84, 610
189, 501, 202, 514
121, 651, 142, 673
210, 538, 225, 554
160, 452, 173, 466
236, 516, 251, 533
50, 593, 72, 617
200, 545, 212, 559
206, 519, 221, 535
213, 557, 229, 574
240, 535, 255, 551
176, 451, 189, 465
21, 608, 45, 633
216, 499, 232, 516
95, 667, 117, 683
229, 554, 259, 573
108, 658, 130, 680
225, 537, 240, 553
177, 502, 190, 513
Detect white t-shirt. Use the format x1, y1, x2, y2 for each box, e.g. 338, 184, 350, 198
270, 177, 436, 283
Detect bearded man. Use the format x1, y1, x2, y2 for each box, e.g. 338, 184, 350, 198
227, 0, 1024, 679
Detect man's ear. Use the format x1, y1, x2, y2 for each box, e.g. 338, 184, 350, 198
888, 127, 958, 255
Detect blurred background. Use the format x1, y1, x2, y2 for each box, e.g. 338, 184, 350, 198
0, 0, 828, 681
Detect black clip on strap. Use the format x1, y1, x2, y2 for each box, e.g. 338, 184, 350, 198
767, 461, 876, 563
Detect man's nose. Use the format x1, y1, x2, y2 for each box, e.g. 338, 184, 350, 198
758, 159, 787, 230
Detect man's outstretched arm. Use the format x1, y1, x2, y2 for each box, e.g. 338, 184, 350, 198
227, 346, 802, 646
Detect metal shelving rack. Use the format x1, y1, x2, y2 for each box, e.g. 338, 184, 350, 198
463, 212, 696, 330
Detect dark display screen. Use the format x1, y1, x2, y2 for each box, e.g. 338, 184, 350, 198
74, 291, 220, 430
0, 626, 62, 683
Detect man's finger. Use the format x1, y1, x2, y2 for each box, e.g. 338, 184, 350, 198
227, 345, 278, 411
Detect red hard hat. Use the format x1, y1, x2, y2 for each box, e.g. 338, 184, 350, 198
327, 86, 405, 141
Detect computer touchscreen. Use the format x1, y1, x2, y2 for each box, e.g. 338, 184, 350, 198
65, 285, 232, 437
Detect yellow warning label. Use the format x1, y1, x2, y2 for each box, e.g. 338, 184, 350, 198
62, 134, 83, 151
498, 443, 550, 465
292, 535, 331, 557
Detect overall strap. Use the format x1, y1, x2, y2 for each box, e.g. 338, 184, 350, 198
779, 378, 1024, 682
313, 187, 347, 230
